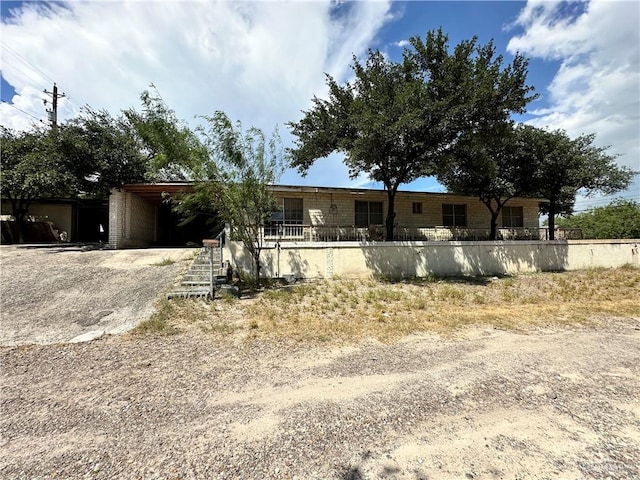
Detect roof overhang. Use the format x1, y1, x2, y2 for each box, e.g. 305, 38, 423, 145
120, 183, 192, 204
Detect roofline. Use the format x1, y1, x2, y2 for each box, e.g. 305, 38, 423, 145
119, 182, 547, 202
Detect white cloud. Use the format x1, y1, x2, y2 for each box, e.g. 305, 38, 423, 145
1, 0, 392, 186
508, 0, 640, 209
392, 39, 410, 48
508, 0, 639, 168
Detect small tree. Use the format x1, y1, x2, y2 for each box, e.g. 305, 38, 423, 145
555, 199, 640, 239
185, 112, 284, 285
525, 128, 635, 240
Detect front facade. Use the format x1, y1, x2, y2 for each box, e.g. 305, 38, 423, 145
109, 183, 543, 249
265, 185, 542, 242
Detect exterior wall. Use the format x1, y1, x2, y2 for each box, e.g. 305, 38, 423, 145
1, 200, 73, 239
109, 190, 156, 248
224, 239, 640, 279
271, 189, 541, 229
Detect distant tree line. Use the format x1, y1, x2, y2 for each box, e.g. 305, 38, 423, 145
554, 199, 640, 239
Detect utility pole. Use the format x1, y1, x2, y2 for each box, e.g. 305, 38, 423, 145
43, 83, 65, 127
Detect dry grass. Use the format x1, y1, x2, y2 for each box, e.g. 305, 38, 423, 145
135, 266, 640, 343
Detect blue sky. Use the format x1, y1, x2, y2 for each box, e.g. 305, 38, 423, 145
1, 1, 638, 212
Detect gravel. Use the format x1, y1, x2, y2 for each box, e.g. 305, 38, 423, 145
1, 245, 639, 479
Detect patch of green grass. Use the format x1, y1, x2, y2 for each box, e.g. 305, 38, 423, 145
133, 298, 181, 335
152, 257, 177, 266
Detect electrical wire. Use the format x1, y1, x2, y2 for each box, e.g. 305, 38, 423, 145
2, 42, 56, 86
1, 101, 44, 123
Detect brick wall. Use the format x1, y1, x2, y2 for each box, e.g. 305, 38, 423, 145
109, 190, 156, 248
272, 190, 541, 229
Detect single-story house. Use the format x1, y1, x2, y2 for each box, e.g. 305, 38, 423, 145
108, 183, 546, 249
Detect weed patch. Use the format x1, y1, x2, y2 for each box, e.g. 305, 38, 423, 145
136, 268, 640, 344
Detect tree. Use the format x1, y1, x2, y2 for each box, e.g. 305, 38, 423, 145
124, 86, 208, 181
172, 112, 284, 285
555, 199, 640, 239
55, 108, 147, 197
524, 128, 634, 240
289, 29, 536, 240
0, 127, 72, 242
437, 124, 536, 240
125, 88, 219, 231
1, 109, 149, 243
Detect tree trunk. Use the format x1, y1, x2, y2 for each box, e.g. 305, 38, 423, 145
254, 251, 262, 287
548, 198, 556, 241
10, 198, 28, 244
489, 210, 499, 240
385, 188, 397, 241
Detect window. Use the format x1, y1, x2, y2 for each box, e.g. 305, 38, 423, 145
355, 201, 383, 227
502, 206, 523, 228
282, 198, 303, 225
412, 202, 423, 214
442, 204, 467, 227
266, 198, 303, 236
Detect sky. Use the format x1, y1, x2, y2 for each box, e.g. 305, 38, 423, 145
1, 0, 638, 213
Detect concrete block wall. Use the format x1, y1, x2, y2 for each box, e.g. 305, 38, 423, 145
224, 239, 640, 279
273, 191, 541, 229
109, 190, 156, 248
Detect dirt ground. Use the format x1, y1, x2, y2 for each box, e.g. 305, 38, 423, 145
0, 245, 195, 345
1, 246, 639, 479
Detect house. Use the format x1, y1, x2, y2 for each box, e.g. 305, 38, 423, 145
263, 185, 542, 242
108, 183, 545, 249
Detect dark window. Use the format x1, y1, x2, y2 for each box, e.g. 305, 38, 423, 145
442, 204, 467, 227
502, 206, 523, 228
355, 201, 383, 227
282, 198, 303, 224
266, 198, 303, 236
412, 202, 422, 214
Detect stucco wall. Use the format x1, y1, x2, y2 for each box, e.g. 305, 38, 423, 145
224, 239, 640, 279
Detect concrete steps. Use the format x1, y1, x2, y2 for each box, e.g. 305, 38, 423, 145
166, 247, 228, 299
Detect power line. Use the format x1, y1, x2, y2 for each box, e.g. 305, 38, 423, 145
2, 43, 89, 112
1, 101, 45, 123
1, 59, 50, 91
1, 42, 56, 86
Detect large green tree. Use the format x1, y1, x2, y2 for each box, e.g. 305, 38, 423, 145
0, 126, 72, 242
554, 199, 640, 239
56, 108, 147, 197
289, 29, 535, 241
437, 124, 537, 240
524, 128, 634, 240
124, 86, 208, 181
1, 109, 148, 242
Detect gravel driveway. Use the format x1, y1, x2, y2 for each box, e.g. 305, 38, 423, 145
0, 245, 195, 345
1, 246, 639, 479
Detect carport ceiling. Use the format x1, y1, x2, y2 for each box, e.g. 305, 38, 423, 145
121, 183, 193, 205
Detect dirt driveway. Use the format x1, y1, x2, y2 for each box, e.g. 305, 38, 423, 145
0, 245, 195, 345
1, 247, 639, 479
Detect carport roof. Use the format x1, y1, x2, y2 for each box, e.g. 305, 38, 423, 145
121, 183, 193, 204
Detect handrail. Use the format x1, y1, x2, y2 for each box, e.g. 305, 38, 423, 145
258, 224, 583, 242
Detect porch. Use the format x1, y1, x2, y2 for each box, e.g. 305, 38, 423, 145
262, 224, 583, 242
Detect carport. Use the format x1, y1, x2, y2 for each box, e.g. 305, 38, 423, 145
109, 183, 216, 248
